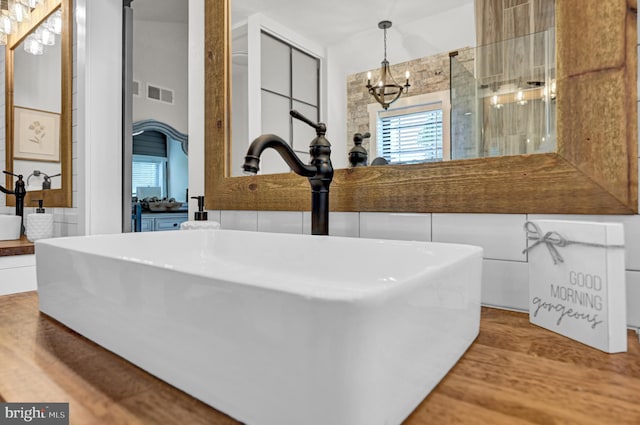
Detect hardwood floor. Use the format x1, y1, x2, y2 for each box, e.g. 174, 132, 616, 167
1, 291, 639, 424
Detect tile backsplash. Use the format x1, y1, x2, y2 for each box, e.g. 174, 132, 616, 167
213, 210, 640, 328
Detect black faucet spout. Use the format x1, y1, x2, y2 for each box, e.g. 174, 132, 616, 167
242, 111, 334, 236
243, 134, 315, 177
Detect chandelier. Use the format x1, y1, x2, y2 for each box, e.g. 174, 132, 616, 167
366, 20, 410, 110
0, 0, 62, 54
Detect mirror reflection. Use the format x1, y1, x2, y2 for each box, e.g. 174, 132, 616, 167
12, 8, 63, 191
230, 0, 556, 174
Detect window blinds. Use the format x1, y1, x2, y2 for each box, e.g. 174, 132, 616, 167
377, 108, 443, 164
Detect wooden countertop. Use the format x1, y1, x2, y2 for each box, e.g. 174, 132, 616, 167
0, 291, 638, 424
0, 236, 34, 256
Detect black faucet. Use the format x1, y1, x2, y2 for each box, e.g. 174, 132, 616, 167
349, 131, 370, 167
0, 171, 27, 235
243, 110, 333, 236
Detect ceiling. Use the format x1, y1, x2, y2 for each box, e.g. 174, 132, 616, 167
232, 0, 475, 46
128, 0, 475, 46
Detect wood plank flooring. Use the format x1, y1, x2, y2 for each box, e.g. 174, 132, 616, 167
0, 291, 638, 424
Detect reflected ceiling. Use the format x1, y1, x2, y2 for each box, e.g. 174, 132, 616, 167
231, 0, 474, 47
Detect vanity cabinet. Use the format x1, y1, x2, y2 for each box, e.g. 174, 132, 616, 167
136, 212, 188, 232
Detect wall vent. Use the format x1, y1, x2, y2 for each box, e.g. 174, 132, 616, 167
132, 80, 140, 96
147, 84, 174, 105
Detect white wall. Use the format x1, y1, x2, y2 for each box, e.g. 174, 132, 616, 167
187, 0, 204, 213
14, 41, 61, 113
75, 0, 122, 235
132, 19, 188, 134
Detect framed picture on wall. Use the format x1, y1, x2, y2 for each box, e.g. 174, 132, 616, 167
14, 106, 61, 162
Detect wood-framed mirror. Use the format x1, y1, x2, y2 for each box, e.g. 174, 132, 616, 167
205, 0, 637, 215
4, 0, 72, 208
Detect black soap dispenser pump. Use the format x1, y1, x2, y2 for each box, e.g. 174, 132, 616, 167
36, 199, 46, 213
192, 196, 208, 221
180, 195, 220, 230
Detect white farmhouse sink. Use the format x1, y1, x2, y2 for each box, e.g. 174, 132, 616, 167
0, 215, 21, 241
37, 229, 482, 425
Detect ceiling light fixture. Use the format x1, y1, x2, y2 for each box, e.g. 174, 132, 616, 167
366, 20, 410, 110
0, 0, 61, 54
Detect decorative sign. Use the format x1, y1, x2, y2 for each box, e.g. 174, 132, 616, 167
524, 220, 627, 353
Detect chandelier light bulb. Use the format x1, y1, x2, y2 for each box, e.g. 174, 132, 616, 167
24, 34, 43, 55
47, 10, 62, 34
19, 0, 41, 7
12, 1, 30, 23
0, 14, 14, 35
37, 25, 54, 45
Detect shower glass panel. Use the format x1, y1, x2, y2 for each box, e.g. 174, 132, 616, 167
450, 54, 479, 160
451, 29, 556, 159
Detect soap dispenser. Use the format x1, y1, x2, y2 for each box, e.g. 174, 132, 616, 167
26, 200, 53, 242
180, 195, 220, 230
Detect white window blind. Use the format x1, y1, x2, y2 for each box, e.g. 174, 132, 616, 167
132, 155, 166, 197
377, 108, 444, 164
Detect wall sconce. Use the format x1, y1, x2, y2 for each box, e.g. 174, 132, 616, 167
365, 20, 410, 110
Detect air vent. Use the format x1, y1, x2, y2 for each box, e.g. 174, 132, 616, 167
147, 84, 174, 105
132, 80, 140, 96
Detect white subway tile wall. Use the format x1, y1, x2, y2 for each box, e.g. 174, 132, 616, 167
482, 259, 529, 311
220, 210, 258, 231
432, 213, 527, 261
209, 209, 640, 328
360, 212, 431, 241
258, 211, 303, 234
206, 210, 221, 224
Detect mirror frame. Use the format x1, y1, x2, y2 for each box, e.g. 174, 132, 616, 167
206, 0, 637, 215
5, 0, 72, 208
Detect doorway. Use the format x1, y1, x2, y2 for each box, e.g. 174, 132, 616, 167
123, 0, 189, 232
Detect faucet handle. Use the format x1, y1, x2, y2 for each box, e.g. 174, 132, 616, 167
3, 170, 23, 180
290, 110, 326, 136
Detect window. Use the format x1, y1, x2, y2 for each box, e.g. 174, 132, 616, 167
377, 107, 443, 164
259, 31, 320, 173
368, 90, 450, 164
132, 155, 167, 198
132, 130, 168, 198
